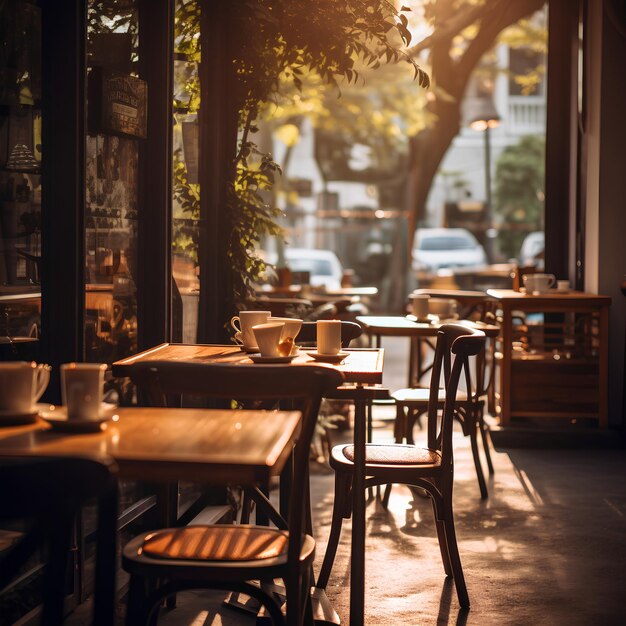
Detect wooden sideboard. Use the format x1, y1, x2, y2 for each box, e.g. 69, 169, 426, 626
487, 289, 611, 428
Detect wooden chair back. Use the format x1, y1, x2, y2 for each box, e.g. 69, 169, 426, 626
297, 320, 363, 348
512, 265, 539, 292
428, 325, 486, 464
127, 361, 344, 562
0, 457, 118, 626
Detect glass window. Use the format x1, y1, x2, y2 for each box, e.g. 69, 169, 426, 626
171, 0, 201, 343
0, 0, 42, 361
419, 236, 476, 251
85, 0, 139, 363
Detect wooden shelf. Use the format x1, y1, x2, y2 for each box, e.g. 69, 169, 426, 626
487, 290, 611, 429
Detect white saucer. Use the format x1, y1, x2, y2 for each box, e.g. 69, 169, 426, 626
248, 354, 298, 364
307, 351, 349, 364
406, 314, 435, 324
238, 345, 260, 353
40, 403, 117, 433
0, 403, 51, 425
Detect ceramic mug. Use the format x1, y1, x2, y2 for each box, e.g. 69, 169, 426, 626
317, 320, 342, 355
428, 298, 458, 319
410, 293, 430, 320
252, 322, 286, 357
230, 310, 271, 349
269, 317, 303, 355
524, 273, 556, 294
0, 362, 50, 413
61, 363, 107, 420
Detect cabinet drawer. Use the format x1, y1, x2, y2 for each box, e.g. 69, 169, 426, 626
510, 359, 599, 417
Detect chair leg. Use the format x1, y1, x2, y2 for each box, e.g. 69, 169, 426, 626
430, 497, 452, 576
240, 487, 253, 524
300, 567, 315, 626
125, 574, 151, 626
441, 503, 470, 609
469, 418, 488, 499
392, 401, 404, 442
41, 509, 73, 626
316, 471, 351, 589
285, 573, 302, 626
381, 482, 393, 510
94, 485, 118, 626
479, 410, 495, 475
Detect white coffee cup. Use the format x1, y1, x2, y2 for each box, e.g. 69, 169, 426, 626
410, 293, 430, 320
0, 362, 50, 413
269, 317, 303, 355
252, 322, 285, 357
524, 273, 556, 294
557, 280, 570, 292
317, 320, 342, 355
230, 311, 271, 349
61, 363, 107, 420
428, 298, 458, 319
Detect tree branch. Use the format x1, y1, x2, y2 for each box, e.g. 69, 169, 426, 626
457, 0, 545, 78
408, 0, 508, 57
408, 0, 544, 60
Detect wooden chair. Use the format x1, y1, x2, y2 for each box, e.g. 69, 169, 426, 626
122, 361, 344, 626
0, 456, 118, 626
316, 324, 486, 609
512, 265, 539, 292
297, 320, 363, 348
297, 320, 375, 444
391, 324, 495, 499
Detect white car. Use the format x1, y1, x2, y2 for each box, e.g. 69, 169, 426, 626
412, 228, 487, 273
519, 231, 545, 268
266, 248, 344, 290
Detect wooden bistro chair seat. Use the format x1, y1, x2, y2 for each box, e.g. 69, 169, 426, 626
390, 385, 493, 499
391, 321, 495, 500
316, 324, 486, 610
122, 361, 344, 626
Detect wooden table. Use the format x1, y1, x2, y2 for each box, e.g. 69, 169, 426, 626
113, 343, 384, 385
0, 406, 302, 622
113, 343, 385, 626
0, 407, 301, 485
486, 289, 611, 428
410, 288, 493, 319
357, 315, 499, 388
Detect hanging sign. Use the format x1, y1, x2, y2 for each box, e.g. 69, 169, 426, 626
88, 67, 148, 139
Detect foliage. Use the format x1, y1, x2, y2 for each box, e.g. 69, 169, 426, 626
494, 134, 545, 258
173, 0, 429, 311
172, 149, 200, 262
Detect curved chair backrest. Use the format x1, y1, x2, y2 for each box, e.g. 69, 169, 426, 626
127, 361, 344, 563
426, 324, 486, 466
0, 456, 118, 626
298, 320, 363, 348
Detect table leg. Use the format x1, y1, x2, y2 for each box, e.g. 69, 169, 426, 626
350, 395, 366, 626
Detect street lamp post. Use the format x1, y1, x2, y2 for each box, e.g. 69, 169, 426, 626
470, 112, 500, 263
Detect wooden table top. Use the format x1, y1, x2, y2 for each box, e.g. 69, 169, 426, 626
112, 344, 384, 386
0, 407, 301, 485
356, 315, 500, 338
412, 288, 490, 303
486, 289, 611, 306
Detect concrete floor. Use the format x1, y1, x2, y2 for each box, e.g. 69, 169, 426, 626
149, 416, 626, 626
67, 338, 626, 625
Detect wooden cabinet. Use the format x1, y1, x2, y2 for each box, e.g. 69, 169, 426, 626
487, 289, 611, 428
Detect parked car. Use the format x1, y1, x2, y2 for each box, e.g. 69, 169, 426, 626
412, 228, 487, 273
265, 247, 344, 290
519, 231, 545, 268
